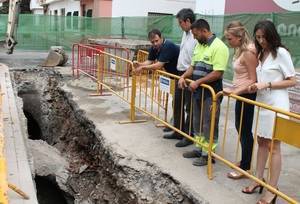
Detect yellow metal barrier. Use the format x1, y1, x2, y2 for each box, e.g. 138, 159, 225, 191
137, 50, 149, 63
133, 69, 218, 178
215, 91, 300, 204
95, 51, 145, 123
0, 90, 8, 204
72, 47, 300, 203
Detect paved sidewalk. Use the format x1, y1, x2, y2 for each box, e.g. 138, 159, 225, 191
0, 64, 38, 204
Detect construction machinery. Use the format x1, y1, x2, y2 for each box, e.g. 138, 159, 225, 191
3, 0, 20, 54
2, 0, 68, 66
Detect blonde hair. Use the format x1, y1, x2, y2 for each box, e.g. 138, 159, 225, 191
225, 21, 252, 58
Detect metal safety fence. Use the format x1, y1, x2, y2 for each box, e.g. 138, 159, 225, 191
72, 44, 138, 121
133, 69, 218, 177
71, 47, 300, 203
72, 43, 131, 96
213, 92, 300, 204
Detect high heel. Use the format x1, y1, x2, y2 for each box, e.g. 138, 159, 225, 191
242, 178, 265, 194
256, 193, 277, 204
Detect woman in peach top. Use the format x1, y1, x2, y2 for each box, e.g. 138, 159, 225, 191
224, 21, 258, 179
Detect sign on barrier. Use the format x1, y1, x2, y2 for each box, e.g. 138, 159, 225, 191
110, 58, 116, 71
159, 76, 171, 94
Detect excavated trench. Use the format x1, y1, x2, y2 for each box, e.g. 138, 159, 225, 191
12, 69, 200, 204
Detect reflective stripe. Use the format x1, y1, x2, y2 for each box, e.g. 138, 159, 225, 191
193, 70, 208, 77
193, 61, 213, 80
194, 61, 213, 70
195, 135, 218, 152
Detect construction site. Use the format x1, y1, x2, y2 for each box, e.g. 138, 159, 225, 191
1, 5, 300, 204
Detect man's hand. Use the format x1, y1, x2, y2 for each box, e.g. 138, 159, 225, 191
189, 80, 199, 92
134, 66, 144, 74
133, 60, 140, 68
178, 77, 187, 89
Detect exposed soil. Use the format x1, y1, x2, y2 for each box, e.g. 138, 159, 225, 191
12, 68, 201, 204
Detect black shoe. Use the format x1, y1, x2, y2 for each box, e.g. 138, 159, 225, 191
192, 156, 215, 166
183, 150, 202, 158
163, 133, 182, 140
175, 138, 193, 147
163, 127, 173, 132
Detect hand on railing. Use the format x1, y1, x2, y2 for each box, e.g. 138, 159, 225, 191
223, 87, 233, 96
189, 81, 199, 92
133, 61, 143, 74
178, 77, 187, 89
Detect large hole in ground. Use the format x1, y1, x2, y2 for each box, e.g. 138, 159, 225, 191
35, 175, 73, 204
12, 69, 197, 204
23, 110, 42, 140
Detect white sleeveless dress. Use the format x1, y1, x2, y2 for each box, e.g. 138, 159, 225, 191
254, 47, 295, 139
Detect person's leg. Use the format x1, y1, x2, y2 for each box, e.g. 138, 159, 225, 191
258, 140, 281, 203
183, 97, 202, 157
237, 93, 256, 171
176, 87, 193, 147
193, 96, 219, 166
242, 137, 269, 193
173, 82, 184, 131
184, 87, 193, 135
163, 82, 183, 139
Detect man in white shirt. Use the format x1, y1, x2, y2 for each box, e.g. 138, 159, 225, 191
163, 8, 197, 147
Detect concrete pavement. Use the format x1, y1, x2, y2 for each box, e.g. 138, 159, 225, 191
0, 64, 38, 204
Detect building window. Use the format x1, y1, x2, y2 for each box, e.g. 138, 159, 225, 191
86, 9, 92, 17
73, 11, 79, 16
61, 8, 65, 16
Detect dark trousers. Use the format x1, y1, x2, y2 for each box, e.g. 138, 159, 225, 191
173, 81, 193, 136
235, 93, 256, 170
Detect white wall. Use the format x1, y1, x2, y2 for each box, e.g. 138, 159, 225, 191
47, 0, 80, 16
30, 0, 43, 14
195, 0, 226, 15
112, 0, 196, 17
32, 9, 44, 14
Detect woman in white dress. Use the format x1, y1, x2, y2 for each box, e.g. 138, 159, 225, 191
243, 20, 297, 204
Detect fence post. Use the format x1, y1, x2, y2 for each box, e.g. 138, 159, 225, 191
130, 68, 136, 121
207, 92, 217, 180
121, 16, 125, 39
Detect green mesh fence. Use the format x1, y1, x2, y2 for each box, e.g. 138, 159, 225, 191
0, 12, 299, 78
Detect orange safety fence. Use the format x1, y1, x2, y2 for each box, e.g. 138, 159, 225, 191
213, 91, 300, 203
72, 43, 131, 96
